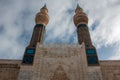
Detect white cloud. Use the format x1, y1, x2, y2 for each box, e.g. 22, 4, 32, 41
84, 0, 120, 59
0, 0, 120, 60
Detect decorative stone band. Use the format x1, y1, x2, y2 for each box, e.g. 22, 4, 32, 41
77, 24, 88, 28
0, 64, 20, 68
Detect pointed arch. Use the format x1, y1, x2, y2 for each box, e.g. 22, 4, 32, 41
50, 65, 70, 80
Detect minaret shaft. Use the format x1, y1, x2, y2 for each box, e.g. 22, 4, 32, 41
29, 24, 45, 47
77, 24, 92, 47
73, 4, 99, 66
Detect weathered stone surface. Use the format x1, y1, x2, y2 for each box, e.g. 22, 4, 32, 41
87, 66, 103, 80
0, 60, 21, 80
32, 43, 88, 80
100, 60, 120, 80
17, 65, 33, 80
0, 44, 120, 80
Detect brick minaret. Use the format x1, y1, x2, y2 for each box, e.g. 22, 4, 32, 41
73, 4, 99, 66
22, 4, 49, 64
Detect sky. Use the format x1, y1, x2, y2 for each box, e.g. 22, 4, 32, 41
0, 0, 120, 60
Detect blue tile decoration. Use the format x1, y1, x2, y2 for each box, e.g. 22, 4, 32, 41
87, 49, 96, 54
26, 49, 35, 54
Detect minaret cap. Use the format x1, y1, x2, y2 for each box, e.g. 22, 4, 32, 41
73, 4, 88, 26
35, 4, 49, 26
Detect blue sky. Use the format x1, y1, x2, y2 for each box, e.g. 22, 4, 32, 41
0, 0, 120, 60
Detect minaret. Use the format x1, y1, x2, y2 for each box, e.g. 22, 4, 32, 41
73, 4, 99, 66
22, 4, 49, 64
74, 4, 92, 46
30, 4, 49, 46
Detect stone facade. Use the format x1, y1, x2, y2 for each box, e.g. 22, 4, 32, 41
0, 44, 120, 80
32, 43, 88, 80
87, 66, 102, 80
18, 65, 33, 80
100, 60, 120, 80
0, 60, 21, 80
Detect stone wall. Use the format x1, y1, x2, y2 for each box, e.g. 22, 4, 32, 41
87, 66, 103, 80
100, 60, 120, 80
32, 43, 88, 80
1, 45, 120, 80
17, 65, 33, 80
0, 60, 21, 80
